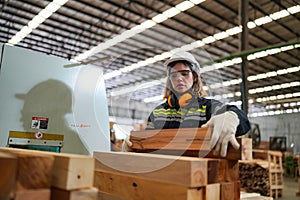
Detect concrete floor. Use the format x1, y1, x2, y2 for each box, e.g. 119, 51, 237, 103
279, 176, 300, 200
241, 176, 299, 200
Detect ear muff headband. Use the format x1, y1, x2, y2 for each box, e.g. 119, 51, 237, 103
167, 93, 193, 108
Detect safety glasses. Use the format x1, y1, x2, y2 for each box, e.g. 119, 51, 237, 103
169, 70, 192, 79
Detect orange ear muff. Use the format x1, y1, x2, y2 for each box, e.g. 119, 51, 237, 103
167, 95, 174, 107
178, 93, 193, 107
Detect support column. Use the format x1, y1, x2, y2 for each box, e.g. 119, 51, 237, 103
239, 0, 249, 114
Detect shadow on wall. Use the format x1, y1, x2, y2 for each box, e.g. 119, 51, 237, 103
15, 79, 89, 155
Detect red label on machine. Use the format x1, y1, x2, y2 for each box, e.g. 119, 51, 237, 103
31, 117, 49, 129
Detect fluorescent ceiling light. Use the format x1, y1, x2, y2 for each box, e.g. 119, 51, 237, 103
189, 0, 206, 4
254, 16, 272, 26
176, 1, 195, 11
7, 0, 68, 46
288, 5, 300, 14
74, 1, 205, 61
202, 36, 216, 44
53, 0, 69, 6
140, 20, 156, 29
28, 20, 40, 29
270, 10, 289, 20
152, 14, 168, 23
103, 70, 122, 80
163, 7, 180, 18
213, 31, 229, 40
247, 21, 256, 29
38, 9, 53, 19
45, 3, 61, 12
226, 26, 242, 35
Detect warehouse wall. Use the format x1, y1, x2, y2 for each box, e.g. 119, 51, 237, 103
0, 43, 110, 155
250, 112, 300, 154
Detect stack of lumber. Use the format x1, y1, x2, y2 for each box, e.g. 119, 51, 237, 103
239, 150, 283, 198
94, 128, 252, 200
94, 151, 241, 200
0, 147, 97, 200
239, 160, 271, 196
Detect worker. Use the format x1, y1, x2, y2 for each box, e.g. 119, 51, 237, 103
122, 51, 250, 157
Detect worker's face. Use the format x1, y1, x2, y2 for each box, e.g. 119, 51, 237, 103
169, 62, 194, 94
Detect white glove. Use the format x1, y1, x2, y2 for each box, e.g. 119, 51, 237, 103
121, 136, 133, 152
201, 111, 240, 157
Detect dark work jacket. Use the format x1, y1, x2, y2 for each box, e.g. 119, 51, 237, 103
145, 97, 250, 137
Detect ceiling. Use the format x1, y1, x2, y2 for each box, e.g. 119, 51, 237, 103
0, 0, 299, 122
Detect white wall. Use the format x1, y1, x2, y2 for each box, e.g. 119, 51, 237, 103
249, 112, 300, 154
0, 44, 110, 155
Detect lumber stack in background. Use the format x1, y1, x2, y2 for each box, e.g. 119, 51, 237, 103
239, 150, 284, 198
93, 151, 241, 200
0, 147, 97, 200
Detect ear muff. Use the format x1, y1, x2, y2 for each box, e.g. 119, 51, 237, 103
178, 93, 193, 107
167, 93, 193, 108
167, 94, 178, 108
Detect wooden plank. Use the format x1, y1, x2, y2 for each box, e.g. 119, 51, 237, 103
220, 182, 234, 200
51, 153, 95, 190
204, 183, 220, 200
94, 151, 216, 187
217, 160, 239, 182
94, 169, 204, 200
98, 191, 127, 200
15, 188, 50, 200
130, 128, 252, 160
0, 147, 54, 190
0, 152, 18, 200
220, 181, 240, 200
51, 187, 98, 200
0, 147, 94, 190
234, 181, 241, 200
130, 127, 211, 150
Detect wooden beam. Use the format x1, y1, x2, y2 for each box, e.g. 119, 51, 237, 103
130, 128, 252, 160
204, 183, 220, 200
0, 147, 94, 190
51, 187, 98, 200
97, 191, 127, 200
94, 151, 218, 187
130, 127, 211, 151
0, 152, 17, 200
51, 153, 95, 190
15, 188, 51, 200
94, 169, 204, 200
0, 148, 54, 190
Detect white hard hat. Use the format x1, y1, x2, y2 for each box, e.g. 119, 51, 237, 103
164, 51, 200, 75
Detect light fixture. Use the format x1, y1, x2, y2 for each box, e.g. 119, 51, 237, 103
7, 0, 69, 46
176, 1, 195, 11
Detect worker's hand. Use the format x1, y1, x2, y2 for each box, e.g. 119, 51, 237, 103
201, 111, 240, 157
121, 136, 133, 152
